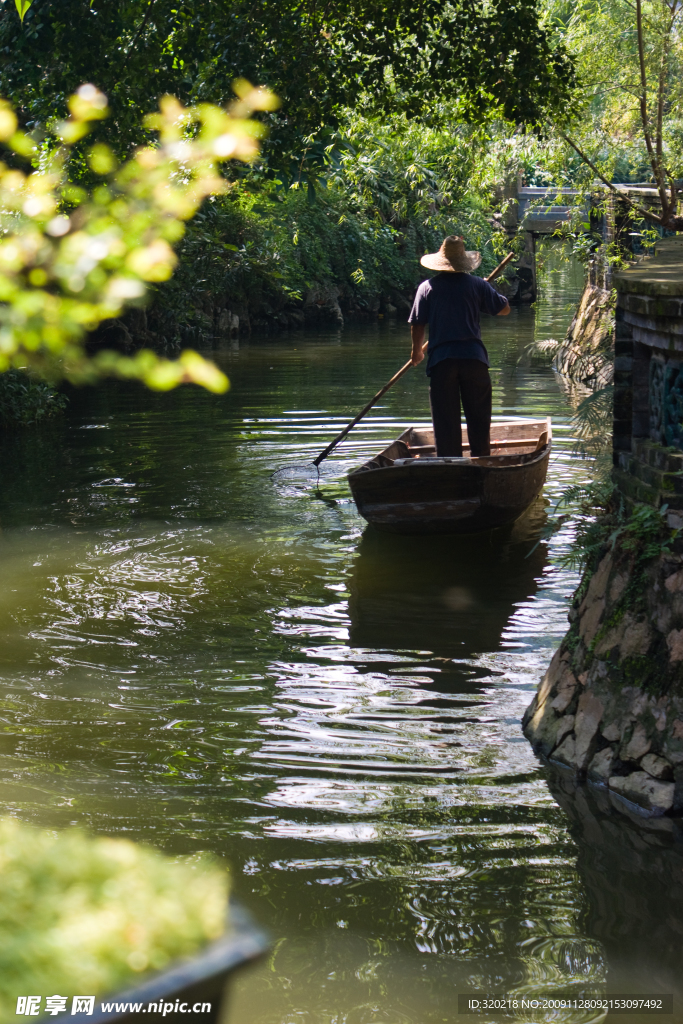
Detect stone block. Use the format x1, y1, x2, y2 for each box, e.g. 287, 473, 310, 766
608, 573, 628, 603
588, 747, 614, 782
656, 450, 683, 474
652, 298, 682, 318
550, 664, 578, 712
534, 665, 555, 711
609, 771, 675, 815
620, 618, 653, 658
613, 410, 632, 428
579, 554, 611, 607
636, 443, 683, 473
652, 697, 669, 733
613, 433, 632, 453
602, 720, 621, 742
613, 390, 633, 418
594, 614, 651, 661
664, 569, 683, 593
660, 494, 683, 510
531, 648, 564, 711
662, 719, 683, 765
664, 474, 683, 496
574, 692, 604, 770
614, 356, 633, 373
634, 462, 666, 490
624, 294, 651, 316
666, 629, 683, 662
641, 753, 673, 780
620, 722, 652, 762
555, 715, 575, 748
552, 734, 577, 769
579, 597, 605, 646
524, 693, 559, 757
613, 471, 659, 507
629, 315, 683, 340
523, 652, 580, 756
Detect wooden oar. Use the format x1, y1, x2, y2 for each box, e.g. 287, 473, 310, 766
310, 251, 515, 468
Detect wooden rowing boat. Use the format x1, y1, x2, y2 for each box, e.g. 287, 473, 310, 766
347, 418, 552, 535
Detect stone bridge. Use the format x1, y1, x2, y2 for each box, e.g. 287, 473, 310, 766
504, 184, 666, 301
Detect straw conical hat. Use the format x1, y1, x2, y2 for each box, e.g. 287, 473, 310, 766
420, 235, 481, 273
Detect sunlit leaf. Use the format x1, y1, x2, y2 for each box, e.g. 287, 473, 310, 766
0, 85, 273, 392
14, 0, 31, 24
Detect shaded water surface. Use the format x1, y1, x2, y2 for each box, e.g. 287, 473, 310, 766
1, 250, 681, 1023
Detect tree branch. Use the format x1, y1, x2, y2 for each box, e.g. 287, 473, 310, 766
655, 7, 677, 219
124, 0, 158, 58
636, 0, 668, 214
668, 171, 678, 218
562, 133, 664, 226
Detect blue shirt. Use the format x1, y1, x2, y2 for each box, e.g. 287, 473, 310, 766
408, 272, 508, 374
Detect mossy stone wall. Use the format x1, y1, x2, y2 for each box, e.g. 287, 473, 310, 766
524, 236, 683, 817
612, 236, 683, 527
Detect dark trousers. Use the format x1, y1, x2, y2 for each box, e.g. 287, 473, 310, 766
429, 358, 492, 457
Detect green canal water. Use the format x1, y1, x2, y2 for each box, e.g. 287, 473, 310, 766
1, 250, 681, 1023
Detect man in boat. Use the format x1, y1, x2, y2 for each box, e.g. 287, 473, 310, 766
408, 236, 510, 458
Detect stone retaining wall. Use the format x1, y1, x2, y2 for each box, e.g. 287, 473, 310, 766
613, 236, 683, 498
554, 255, 613, 385
523, 542, 683, 816
523, 235, 683, 817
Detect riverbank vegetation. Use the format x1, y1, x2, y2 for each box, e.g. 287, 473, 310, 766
0, 0, 680, 417
0, 0, 574, 361
159, 114, 513, 344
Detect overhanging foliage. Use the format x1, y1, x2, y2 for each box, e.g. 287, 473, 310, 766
0, 0, 574, 175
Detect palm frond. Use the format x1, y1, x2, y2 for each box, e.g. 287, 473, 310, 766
521, 338, 562, 364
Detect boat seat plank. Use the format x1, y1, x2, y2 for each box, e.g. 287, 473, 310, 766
396, 438, 543, 462
489, 437, 541, 449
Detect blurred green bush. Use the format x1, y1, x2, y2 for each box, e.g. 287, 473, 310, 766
0, 817, 229, 1016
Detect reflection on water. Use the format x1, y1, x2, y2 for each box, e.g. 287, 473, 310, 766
0, 245, 676, 1022
348, 503, 546, 657
549, 771, 683, 1010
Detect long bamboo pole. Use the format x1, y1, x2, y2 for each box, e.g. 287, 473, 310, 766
311, 251, 515, 468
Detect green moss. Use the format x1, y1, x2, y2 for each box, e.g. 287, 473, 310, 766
565, 624, 580, 655
589, 602, 627, 654
621, 655, 660, 692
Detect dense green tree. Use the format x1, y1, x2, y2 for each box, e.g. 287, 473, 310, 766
544, 0, 683, 230
0, 0, 573, 175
